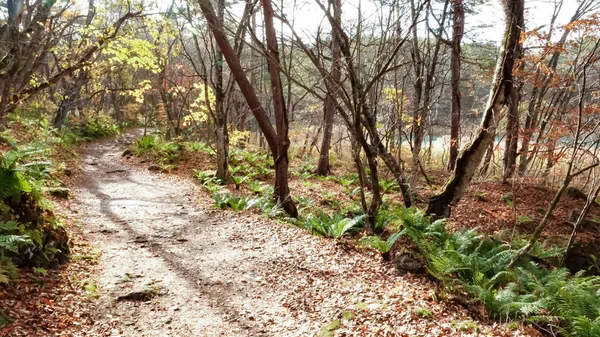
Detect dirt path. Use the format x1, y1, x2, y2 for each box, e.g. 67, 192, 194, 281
66, 131, 523, 337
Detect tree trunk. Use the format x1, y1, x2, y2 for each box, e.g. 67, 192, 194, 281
197, 0, 297, 216
213, 0, 229, 183
448, 0, 464, 171
480, 138, 495, 176
543, 138, 556, 177
53, 71, 89, 129
502, 85, 520, 182
509, 42, 600, 267
214, 111, 229, 182
52, 1, 95, 130
517, 3, 585, 176
410, 0, 449, 185
316, 0, 342, 176
261, 0, 298, 217
307, 125, 322, 158
427, 0, 524, 218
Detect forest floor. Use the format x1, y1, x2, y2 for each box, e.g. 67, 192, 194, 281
0, 130, 541, 336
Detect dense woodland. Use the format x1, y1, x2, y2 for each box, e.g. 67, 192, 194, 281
1, 0, 600, 335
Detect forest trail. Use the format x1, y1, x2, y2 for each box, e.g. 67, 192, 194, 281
66, 130, 516, 337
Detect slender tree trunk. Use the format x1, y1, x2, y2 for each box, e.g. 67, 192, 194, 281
52, 1, 95, 130
214, 0, 229, 182
261, 0, 297, 217
509, 175, 572, 268
427, 0, 524, 218
480, 138, 495, 176
517, 82, 539, 175
409, 0, 423, 186
448, 0, 464, 171
509, 48, 599, 267
111, 89, 124, 123
197, 0, 297, 216
516, 3, 585, 175
543, 138, 556, 177
53, 71, 89, 129
316, 0, 342, 176
410, 0, 449, 185
307, 125, 322, 157
502, 86, 520, 182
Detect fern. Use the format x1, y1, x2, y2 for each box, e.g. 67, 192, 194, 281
359, 232, 402, 259
392, 207, 600, 336
0, 234, 33, 253
0, 221, 18, 233
329, 214, 366, 238
0, 269, 8, 284
298, 211, 365, 238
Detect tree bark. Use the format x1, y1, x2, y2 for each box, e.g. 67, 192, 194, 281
427, 0, 524, 218
502, 83, 520, 181
448, 0, 464, 171
480, 137, 495, 176
316, 0, 342, 176
261, 0, 298, 217
197, 0, 297, 216
214, 0, 229, 183
52, 0, 96, 130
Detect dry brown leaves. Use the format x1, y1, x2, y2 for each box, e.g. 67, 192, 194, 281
0, 235, 98, 337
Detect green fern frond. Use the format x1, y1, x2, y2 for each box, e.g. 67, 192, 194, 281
0, 269, 9, 284
0, 234, 33, 253
359, 236, 389, 254
330, 214, 365, 238
0, 221, 18, 233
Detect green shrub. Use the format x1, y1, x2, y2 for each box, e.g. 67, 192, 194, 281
248, 181, 262, 194
321, 190, 341, 208
0, 146, 70, 283
134, 135, 183, 166
296, 211, 365, 238
135, 135, 159, 154
76, 116, 121, 139
187, 141, 214, 155
393, 208, 600, 336
379, 178, 398, 193
413, 307, 433, 319
358, 232, 402, 260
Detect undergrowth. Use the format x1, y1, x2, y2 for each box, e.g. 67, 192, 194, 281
383, 208, 600, 337
131, 133, 600, 336
0, 113, 124, 286
0, 141, 69, 284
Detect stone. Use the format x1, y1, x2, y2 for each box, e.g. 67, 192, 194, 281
47, 187, 70, 199
393, 253, 424, 274
116, 286, 162, 302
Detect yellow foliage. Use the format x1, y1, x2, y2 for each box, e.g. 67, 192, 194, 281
183, 83, 215, 127
230, 130, 251, 147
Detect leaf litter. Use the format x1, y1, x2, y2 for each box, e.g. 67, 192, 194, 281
1, 131, 537, 336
